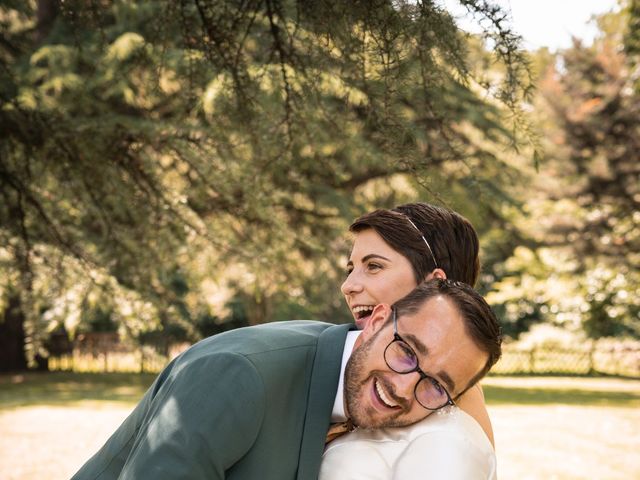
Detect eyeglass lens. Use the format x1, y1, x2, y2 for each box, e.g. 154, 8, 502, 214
385, 340, 449, 409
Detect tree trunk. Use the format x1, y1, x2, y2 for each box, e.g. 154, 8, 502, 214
36, 0, 58, 42
0, 293, 28, 372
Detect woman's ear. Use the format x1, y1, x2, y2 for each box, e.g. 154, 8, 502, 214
424, 268, 447, 282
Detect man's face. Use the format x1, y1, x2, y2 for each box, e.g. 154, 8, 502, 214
344, 297, 487, 429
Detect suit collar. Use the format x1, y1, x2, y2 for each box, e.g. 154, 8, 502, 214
296, 323, 354, 480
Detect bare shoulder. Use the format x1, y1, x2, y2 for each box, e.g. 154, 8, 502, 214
455, 384, 494, 446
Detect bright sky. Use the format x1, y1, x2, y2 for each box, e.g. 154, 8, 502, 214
442, 0, 621, 51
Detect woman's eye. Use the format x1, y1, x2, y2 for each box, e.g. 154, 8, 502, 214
345, 267, 354, 277
366, 263, 382, 272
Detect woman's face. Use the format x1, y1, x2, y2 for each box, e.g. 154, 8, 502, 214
342, 228, 419, 328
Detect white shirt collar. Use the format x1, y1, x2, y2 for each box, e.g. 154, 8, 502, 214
331, 330, 362, 422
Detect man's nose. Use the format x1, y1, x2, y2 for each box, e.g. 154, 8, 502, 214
392, 371, 421, 403
341, 271, 363, 296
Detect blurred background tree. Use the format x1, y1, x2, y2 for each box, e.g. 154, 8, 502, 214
1, 0, 637, 371
486, 0, 640, 342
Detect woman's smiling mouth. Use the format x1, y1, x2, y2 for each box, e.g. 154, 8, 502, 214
352, 305, 375, 319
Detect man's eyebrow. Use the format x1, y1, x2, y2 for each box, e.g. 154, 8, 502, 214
403, 332, 428, 356
403, 332, 457, 394
435, 370, 456, 396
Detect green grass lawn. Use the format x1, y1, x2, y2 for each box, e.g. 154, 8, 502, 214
0, 371, 156, 409
0, 372, 638, 479
483, 375, 640, 407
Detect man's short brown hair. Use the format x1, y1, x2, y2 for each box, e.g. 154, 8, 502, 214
393, 279, 502, 393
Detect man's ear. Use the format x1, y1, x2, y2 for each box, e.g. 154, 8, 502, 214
359, 303, 392, 341
425, 268, 447, 282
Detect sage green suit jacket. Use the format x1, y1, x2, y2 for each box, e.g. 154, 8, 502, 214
72, 321, 352, 480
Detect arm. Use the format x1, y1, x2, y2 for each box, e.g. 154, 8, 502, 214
455, 384, 494, 446
80, 352, 265, 480
121, 352, 265, 479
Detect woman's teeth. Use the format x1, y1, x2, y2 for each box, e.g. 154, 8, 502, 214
352, 305, 374, 318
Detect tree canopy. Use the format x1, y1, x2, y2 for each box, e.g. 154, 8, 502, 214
3, 0, 637, 370
485, 1, 640, 340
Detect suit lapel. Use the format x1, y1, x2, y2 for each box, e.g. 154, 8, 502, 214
296, 323, 353, 480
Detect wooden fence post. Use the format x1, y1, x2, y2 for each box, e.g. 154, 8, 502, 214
529, 347, 536, 373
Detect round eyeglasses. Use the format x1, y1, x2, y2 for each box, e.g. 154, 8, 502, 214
383, 308, 455, 411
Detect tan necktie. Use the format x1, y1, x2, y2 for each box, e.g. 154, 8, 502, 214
325, 419, 356, 445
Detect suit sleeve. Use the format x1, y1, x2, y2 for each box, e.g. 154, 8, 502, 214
117, 352, 265, 479
391, 430, 497, 480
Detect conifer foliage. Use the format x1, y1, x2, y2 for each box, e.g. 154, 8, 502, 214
0, 1, 530, 368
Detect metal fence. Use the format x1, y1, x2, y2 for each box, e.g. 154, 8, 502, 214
492, 344, 640, 378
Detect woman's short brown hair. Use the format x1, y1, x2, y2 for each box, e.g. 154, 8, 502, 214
350, 203, 480, 286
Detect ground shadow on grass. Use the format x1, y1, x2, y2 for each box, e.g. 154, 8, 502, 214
484, 384, 640, 407
0, 372, 157, 409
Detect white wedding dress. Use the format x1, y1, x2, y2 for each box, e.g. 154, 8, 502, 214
320, 407, 497, 480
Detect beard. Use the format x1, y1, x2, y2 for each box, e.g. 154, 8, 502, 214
344, 328, 418, 429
